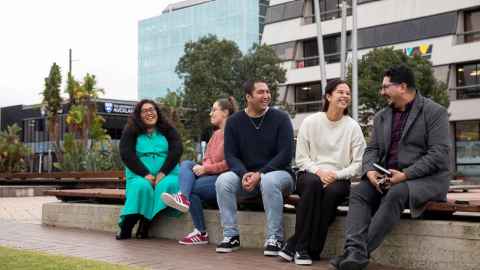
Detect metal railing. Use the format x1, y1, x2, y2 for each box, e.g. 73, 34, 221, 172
294, 53, 341, 69
302, 8, 352, 24
456, 30, 480, 44
450, 84, 480, 100
290, 100, 323, 113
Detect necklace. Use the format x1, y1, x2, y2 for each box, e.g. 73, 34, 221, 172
245, 107, 268, 130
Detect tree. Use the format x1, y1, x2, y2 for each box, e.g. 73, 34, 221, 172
347, 47, 449, 137
176, 35, 287, 139
56, 73, 112, 172
65, 73, 106, 149
0, 124, 31, 172
176, 35, 243, 138
235, 44, 286, 108
42, 63, 63, 163
156, 91, 196, 161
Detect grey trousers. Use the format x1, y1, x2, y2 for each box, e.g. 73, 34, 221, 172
344, 181, 409, 258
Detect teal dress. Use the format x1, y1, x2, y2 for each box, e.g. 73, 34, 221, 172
118, 130, 180, 225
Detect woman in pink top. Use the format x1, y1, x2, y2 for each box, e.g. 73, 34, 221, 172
162, 97, 238, 245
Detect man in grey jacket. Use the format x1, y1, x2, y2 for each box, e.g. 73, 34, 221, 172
332, 65, 450, 270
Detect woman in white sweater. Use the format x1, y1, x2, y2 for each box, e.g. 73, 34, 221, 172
279, 79, 366, 265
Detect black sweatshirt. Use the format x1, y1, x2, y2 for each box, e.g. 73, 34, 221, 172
119, 126, 183, 177
224, 108, 293, 178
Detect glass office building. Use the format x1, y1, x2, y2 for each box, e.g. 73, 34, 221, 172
138, 0, 268, 99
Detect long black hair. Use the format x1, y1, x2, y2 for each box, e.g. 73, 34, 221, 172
322, 79, 350, 115
127, 99, 173, 135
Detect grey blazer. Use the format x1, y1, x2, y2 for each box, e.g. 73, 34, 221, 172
362, 92, 450, 218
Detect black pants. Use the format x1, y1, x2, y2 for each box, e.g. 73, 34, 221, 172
344, 181, 409, 258
287, 171, 350, 257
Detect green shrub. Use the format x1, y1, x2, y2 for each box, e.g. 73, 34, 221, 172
0, 124, 31, 173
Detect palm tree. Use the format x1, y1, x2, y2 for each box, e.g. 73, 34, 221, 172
42, 63, 63, 163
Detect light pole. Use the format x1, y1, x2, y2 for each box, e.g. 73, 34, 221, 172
313, 0, 328, 96
352, 0, 359, 121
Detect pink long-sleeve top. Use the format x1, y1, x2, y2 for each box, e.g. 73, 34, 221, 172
202, 129, 229, 174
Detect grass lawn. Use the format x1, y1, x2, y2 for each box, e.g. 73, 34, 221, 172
0, 246, 144, 270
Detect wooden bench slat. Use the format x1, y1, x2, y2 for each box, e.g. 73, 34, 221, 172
45, 188, 125, 200
0, 171, 125, 181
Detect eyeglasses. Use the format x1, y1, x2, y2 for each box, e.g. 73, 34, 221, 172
380, 83, 399, 91
141, 107, 156, 114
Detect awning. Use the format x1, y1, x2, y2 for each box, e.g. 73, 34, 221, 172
448, 99, 480, 122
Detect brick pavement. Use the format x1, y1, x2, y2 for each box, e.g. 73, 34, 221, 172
0, 219, 407, 270
0, 197, 406, 269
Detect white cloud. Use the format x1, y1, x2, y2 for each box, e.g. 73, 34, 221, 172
0, 0, 178, 107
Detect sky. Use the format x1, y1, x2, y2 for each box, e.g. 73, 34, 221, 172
0, 0, 179, 107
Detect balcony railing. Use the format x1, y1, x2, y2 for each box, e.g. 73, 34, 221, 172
292, 100, 323, 113
456, 30, 480, 44
302, 8, 352, 25
450, 84, 480, 100
294, 53, 341, 69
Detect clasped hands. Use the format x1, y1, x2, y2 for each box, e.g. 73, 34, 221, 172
242, 172, 261, 192
144, 172, 166, 187
367, 169, 407, 193
315, 169, 337, 187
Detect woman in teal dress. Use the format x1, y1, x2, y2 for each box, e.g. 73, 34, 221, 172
116, 99, 183, 240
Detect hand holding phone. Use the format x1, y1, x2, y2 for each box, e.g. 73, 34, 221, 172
372, 163, 392, 192
373, 163, 392, 176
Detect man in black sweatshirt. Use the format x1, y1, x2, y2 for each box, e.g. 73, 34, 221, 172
215, 80, 294, 256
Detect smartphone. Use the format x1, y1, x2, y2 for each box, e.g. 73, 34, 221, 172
373, 163, 392, 176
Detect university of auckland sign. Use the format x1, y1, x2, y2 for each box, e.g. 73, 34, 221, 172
104, 102, 134, 114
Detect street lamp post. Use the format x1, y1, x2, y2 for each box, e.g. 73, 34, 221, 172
313, 0, 328, 96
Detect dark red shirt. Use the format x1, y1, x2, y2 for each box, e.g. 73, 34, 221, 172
387, 101, 414, 170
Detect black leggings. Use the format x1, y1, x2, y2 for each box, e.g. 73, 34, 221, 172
287, 171, 350, 257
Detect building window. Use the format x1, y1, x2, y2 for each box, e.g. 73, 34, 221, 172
464, 8, 480, 43
304, 0, 352, 23
456, 62, 480, 99
295, 34, 349, 68
294, 82, 322, 113
358, 12, 457, 49
271, 42, 296, 61
265, 0, 304, 24
455, 121, 480, 176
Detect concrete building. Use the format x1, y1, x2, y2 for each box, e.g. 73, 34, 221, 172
262, 0, 480, 176
138, 0, 269, 99
0, 99, 136, 172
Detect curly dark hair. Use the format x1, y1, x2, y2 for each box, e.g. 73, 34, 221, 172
127, 99, 173, 135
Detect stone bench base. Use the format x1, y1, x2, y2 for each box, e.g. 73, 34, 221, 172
42, 202, 480, 270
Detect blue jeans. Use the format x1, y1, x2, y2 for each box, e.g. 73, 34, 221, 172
215, 170, 294, 240
179, 160, 218, 232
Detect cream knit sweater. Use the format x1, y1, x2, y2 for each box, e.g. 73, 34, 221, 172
295, 112, 366, 180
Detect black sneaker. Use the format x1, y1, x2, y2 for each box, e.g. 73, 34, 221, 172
339, 251, 369, 270
264, 238, 283, 256
294, 250, 312, 265
329, 253, 347, 269
216, 236, 240, 253
278, 243, 294, 262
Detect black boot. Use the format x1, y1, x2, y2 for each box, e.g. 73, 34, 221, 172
135, 217, 151, 239
116, 214, 140, 240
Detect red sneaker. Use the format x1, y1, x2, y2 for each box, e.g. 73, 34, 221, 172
179, 229, 209, 245
161, 192, 190, 212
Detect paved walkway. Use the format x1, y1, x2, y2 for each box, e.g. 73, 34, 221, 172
0, 197, 405, 270
0, 196, 58, 224
0, 219, 407, 270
